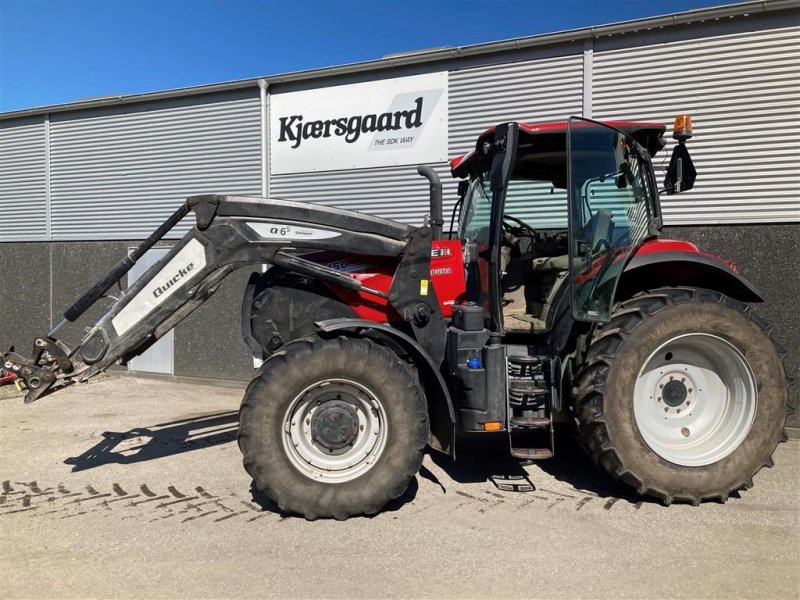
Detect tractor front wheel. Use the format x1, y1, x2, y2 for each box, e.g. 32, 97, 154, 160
573, 287, 789, 504
238, 336, 428, 519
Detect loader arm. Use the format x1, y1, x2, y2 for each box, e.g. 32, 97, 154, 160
2, 194, 446, 403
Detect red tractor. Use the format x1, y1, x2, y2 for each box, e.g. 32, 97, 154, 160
3, 117, 790, 519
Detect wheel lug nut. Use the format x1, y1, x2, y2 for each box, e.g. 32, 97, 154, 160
681, 427, 690, 437
686, 401, 691, 406
664, 407, 669, 413
659, 384, 664, 389
669, 376, 674, 381
657, 397, 662, 402
677, 409, 681, 414
681, 377, 686, 382
688, 388, 693, 393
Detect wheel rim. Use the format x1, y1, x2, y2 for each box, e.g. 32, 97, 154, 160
633, 333, 757, 467
282, 378, 388, 483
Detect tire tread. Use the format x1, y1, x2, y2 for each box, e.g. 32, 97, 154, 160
573, 287, 791, 505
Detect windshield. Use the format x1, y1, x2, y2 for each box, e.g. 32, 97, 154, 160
458, 176, 569, 242
458, 175, 492, 243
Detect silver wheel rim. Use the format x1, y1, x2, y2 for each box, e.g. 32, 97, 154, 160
633, 333, 757, 467
282, 378, 388, 483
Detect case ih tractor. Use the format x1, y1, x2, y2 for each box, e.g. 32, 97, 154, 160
3, 117, 790, 519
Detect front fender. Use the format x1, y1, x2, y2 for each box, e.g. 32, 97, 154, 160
315, 318, 456, 458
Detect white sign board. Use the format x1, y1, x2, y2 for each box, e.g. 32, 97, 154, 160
270, 72, 448, 175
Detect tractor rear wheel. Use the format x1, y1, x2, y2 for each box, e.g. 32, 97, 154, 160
238, 336, 428, 519
573, 287, 789, 504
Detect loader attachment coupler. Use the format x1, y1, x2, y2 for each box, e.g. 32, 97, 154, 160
3, 337, 74, 403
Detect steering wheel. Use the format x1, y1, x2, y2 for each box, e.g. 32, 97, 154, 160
502, 214, 537, 236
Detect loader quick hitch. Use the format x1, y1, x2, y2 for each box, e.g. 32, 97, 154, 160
3, 337, 74, 403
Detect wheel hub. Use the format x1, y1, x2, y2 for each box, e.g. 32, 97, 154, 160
282, 379, 388, 483
311, 400, 359, 450
633, 333, 757, 467
657, 372, 694, 411
662, 379, 687, 407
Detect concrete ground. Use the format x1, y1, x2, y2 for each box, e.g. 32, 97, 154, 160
0, 375, 798, 600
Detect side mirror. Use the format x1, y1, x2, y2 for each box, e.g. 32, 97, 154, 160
457, 180, 469, 199
664, 143, 697, 194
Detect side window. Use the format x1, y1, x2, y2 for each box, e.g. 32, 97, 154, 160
568, 117, 654, 323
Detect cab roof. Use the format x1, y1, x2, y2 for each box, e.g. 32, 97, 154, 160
450, 119, 667, 178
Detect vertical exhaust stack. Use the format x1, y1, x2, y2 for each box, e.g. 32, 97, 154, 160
417, 165, 443, 240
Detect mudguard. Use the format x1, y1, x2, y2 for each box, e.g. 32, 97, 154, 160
619, 247, 762, 303
315, 318, 456, 458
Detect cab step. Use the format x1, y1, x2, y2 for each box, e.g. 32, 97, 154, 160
510, 447, 554, 460
510, 416, 551, 428
507, 353, 558, 461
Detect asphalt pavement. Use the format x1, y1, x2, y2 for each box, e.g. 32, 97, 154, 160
1, 375, 798, 599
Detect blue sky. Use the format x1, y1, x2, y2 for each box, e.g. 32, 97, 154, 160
1, 0, 730, 112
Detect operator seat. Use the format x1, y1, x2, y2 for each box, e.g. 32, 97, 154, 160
533, 208, 612, 271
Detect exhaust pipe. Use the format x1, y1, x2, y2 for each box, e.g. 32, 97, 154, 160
417, 165, 443, 241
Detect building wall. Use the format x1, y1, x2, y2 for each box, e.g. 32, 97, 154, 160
0, 241, 255, 381
1, 8, 798, 387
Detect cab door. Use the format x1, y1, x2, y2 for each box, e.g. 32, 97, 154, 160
567, 117, 655, 322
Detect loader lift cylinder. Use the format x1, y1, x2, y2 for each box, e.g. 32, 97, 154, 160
51, 202, 192, 335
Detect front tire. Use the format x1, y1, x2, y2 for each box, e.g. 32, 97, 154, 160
238, 336, 428, 519
573, 287, 789, 504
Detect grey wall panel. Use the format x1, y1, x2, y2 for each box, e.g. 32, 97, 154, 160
448, 53, 584, 155
593, 25, 800, 225
0, 243, 50, 350
36, 240, 253, 381
270, 163, 453, 227
173, 266, 255, 381
0, 117, 47, 241
49, 91, 261, 240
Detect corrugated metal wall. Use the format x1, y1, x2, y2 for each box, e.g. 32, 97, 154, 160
47, 91, 261, 240
593, 25, 800, 225
2, 18, 798, 242
0, 116, 48, 241
270, 164, 449, 227
448, 54, 584, 153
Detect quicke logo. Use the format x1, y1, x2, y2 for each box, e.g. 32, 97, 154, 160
278, 97, 424, 149
153, 263, 195, 299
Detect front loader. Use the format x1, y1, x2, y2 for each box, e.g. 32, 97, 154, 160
3, 117, 791, 519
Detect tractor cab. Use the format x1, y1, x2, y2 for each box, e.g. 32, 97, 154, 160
450, 118, 692, 339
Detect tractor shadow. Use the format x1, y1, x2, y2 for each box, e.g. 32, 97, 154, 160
65, 408, 421, 518
429, 425, 659, 506
64, 410, 239, 471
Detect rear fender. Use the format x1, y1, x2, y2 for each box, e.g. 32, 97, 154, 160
315, 318, 456, 458
618, 250, 762, 303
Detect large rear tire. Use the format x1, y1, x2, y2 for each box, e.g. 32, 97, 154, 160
238, 336, 428, 519
573, 287, 789, 504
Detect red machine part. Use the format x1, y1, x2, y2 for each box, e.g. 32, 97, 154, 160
0, 368, 18, 386
310, 240, 467, 323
